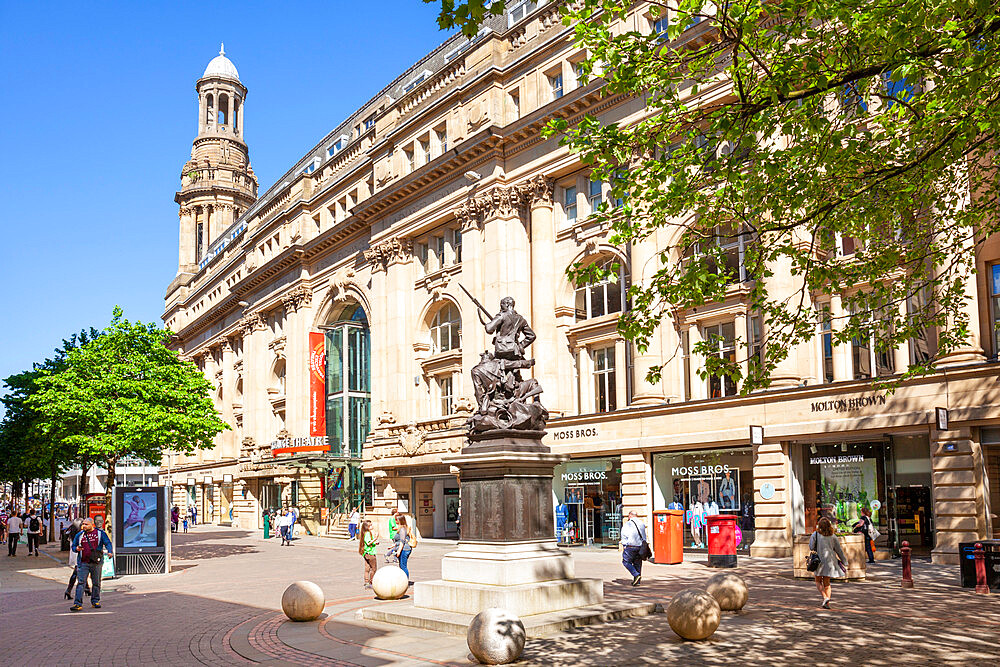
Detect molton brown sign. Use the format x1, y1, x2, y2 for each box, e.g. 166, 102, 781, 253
810, 393, 887, 413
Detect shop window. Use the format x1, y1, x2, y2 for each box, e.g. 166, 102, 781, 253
704, 321, 738, 397
593, 346, 616, 413
553, 457, 623, 545
652, 448, 756, 551
430, 303, 462, 353
574, 257, 629, 321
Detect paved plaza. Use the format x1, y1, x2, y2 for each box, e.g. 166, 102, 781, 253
1, 526, 998, 665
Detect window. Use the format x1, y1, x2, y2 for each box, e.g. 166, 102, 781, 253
882, 71, 916, 109
508, 90, 520, 121
681, 329, 691, 401
325, 305, 371, 459
435, 126, 448, 155
564, 185, 578, 223
196, 221, 204, 260
437, 376, 454, 415
652, 15, 668, 38
549, 72, 564, 100
420, 138, 431, 165
452, 228, 463, 264
416, 242, 429, 272
508, 0, 533, 27
575, 257, 629, 321
593, 346, 617, 412
704, 322, 738, 398
687, 222, 756, 284
851, 305, 894, 379
404, 148, 415, 172
749, 315, 764, 374
430, 303, 462, 353
364, 115, 376, 131
435, 235, 446, 267
840, 81, 869, 115
908, 286, 938, 363
588, 178, 603, 213
327, 137, 345, 157
819, 308, 834, 383
404, 70, 431, 93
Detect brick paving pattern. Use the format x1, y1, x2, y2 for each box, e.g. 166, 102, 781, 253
1, 526, 998, 665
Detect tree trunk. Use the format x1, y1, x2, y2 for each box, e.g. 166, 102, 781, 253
79, 456, 90, 518
49, 461, 57, 541
23, 478, 30, 512
105, 455, 117, 542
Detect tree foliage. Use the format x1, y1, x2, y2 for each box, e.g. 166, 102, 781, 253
26, 308, 228, 521
430, 0, 1000, 391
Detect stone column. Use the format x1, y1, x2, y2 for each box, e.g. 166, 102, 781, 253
762, 233, 811, 388
750, 441, 793, 557
930, 427, 989, 564
178, 206, 195, 272
528, 177, 563, 414
629, 236, 666, 406
220, 339, 236, 459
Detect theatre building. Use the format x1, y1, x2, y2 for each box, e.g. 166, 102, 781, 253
161, 4, 998, 562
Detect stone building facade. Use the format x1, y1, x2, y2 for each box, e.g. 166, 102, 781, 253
162, 5, 999, 562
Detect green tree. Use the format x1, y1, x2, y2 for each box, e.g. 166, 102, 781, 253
28, 308, 229, 530
429, 0, 1000, 391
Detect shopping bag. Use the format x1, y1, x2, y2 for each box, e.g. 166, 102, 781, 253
101, 556, 115, 579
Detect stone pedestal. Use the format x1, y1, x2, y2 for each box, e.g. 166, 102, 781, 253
359, 433, 656, 636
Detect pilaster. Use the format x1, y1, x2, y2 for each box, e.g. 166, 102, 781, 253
750, 440, 793, 557
930, 427, 989, 564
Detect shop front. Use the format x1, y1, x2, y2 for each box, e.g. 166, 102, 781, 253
652, 448, 756, 552
793, 434, 934, 555
552, 457, 623, 545
410, 473, 460, 539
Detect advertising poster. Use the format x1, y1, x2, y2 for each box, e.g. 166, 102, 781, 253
122, 491, 158, 548
716, 469, 740, 511
309, 332, 326, 437
819, 457, 879, 525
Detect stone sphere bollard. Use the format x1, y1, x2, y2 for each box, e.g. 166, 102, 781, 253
705, 572, 749, 611
372, 565, 409, 600
467, 608, 526, 665
667, 588, 721, 640
281, 581, 325, 622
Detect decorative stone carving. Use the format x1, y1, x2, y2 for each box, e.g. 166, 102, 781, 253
364, 238, 410, 272
527, 175, 555, 206
399, 423, 427, 456
240, 436, 256, 458
454, 177, 552, 230
268, 335, 286, 360
282, 286, 312, 313
452, 396, 476, 414
375, 156, 393, 188
239, 312, 264, 335
466, 97, 491, 132
329, 267, 357, 303
377, 410, 397, 426
220, 338, 233, 352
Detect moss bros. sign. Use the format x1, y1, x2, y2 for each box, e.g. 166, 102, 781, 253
810, 393, 887, 413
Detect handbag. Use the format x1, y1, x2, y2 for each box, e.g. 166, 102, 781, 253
806, 551, 821, 572
630, 520, 653, 560
408, 533, 417, 549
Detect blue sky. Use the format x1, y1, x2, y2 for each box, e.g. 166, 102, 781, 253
0, 1, 454, 387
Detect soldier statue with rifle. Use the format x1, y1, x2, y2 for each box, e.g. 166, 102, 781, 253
460, 286, 548, 434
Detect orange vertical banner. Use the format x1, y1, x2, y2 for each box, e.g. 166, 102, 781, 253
309, 332, 326, 437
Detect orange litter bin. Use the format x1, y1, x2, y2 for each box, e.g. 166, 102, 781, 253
653, 509, 684, 564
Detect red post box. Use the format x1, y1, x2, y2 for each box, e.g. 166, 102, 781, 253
706, 514, 738, 568
653, 509, 684, 564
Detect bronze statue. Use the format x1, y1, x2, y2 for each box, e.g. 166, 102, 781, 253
466, 294, 548, 434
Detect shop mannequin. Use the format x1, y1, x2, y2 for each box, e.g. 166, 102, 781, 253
706, 499, 720, 516
690, 501, 705, 547
719, 471, 736, 510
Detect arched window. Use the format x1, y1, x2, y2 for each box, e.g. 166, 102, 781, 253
575, 256, 630, 322
430, 303, 461, 353
325, 304, 370, 461
206, 94, 214, 125
218, 93, 229, 125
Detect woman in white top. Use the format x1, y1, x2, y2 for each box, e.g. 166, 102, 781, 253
348, 507, 361, 540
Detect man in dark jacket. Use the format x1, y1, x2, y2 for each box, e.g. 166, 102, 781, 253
70, 517, 113, 611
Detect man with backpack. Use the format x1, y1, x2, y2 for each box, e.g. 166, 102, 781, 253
70, 517, 114, 611
25, 510, 42, 557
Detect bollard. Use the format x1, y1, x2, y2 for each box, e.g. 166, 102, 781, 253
974, 543, 990, 595
901, 540, 913, 588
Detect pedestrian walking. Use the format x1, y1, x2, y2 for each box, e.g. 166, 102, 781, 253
171, 506, 180, 533
359, 519, 378, 589
289, 505, 299, 539
393, 515, 413, 581
190, 505, 197, 526
809, 517, 848, 609
620, 511, 650, 586
6, 513, 22, 556
385, 509, 400, 562
64, 518, 91, 600
277, 508, 294, 546
70, 517, 114, 611
852, 508, 877, 564
25, 510, 42, 557
348, 506, 361, 540
182, 515, 189, 532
